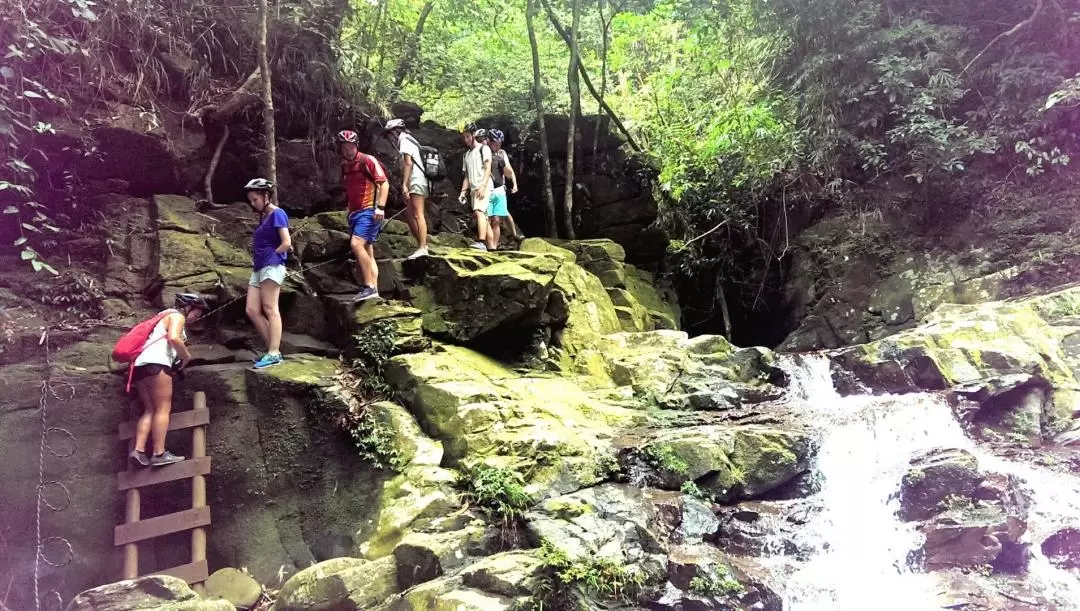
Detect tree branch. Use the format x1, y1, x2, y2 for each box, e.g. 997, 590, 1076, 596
963, 0, 1047, 74
543, 2, 643, 154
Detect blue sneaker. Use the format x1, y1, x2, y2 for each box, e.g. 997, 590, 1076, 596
353, 286, 380, 302
253, 353, 283, 369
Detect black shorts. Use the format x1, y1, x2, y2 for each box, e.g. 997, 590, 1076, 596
132, 363, 177, 382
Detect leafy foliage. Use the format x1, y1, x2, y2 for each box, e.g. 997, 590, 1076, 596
532, 541, 647, 606
688, 566, 745, 598
310, 320, 404, 470
645, 443, 689, 477
457, 463, 534, 523
0, 0, 92, 274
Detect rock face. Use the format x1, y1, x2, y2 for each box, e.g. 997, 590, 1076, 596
830, 286, 1080, 444
384, 343, 646, 494
273, 556, 398, 611
65, 575, 235, 611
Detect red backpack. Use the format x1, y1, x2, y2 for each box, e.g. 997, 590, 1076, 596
112, 309, 177, 393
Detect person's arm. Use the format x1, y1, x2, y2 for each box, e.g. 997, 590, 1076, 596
478, 147, 492, 198
402, 153, 414, 198
503, 152, 519, 193
165, 312, 193, 366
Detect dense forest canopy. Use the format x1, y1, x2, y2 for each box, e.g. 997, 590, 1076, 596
335, 0, 1079, 335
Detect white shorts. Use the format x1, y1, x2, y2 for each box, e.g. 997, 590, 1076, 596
249, 264, 286, 287
409, 172, 430, 197
470, 189, 490, 213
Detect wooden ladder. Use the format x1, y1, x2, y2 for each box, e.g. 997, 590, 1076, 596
115, 391, 212, 590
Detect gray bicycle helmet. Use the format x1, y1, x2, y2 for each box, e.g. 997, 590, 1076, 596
489, 129, 505, 143
174, 292, 209, 310
243, 177, 274, 192
474, 128, 489, 140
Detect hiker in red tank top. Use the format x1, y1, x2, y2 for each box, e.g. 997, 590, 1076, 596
338, 129, 389, 301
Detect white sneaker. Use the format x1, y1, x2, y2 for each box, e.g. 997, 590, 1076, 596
407, 247, 429, 260
469, 242, 488, 251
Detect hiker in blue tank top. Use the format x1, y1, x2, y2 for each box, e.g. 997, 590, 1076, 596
244, 178, 292, 369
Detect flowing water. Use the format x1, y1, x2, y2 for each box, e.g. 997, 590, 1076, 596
768, 354, 1080, 610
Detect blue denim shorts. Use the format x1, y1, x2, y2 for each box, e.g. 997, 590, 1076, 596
349, 208, 382, 243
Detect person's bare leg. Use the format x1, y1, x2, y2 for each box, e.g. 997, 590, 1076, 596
245, 284, 269, 349
352, 236, 373, 288
507, 213, 522, 238
412, 194, 428, 248
367, 244, 379, 289
133, 380, 154, 454
148, 371, 174, 455
489, 216, 501, 250
259, 279, 282, 353
404, 206, 419, 245
473, 210, 489, 243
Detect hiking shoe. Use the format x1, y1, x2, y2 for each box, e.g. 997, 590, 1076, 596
150, 450, 185, 467
252, 353, 265, 363
253, 353, 283, 369
353, 286, 380, 302
406, 247, 429, 260
469, 242, 488, 251
128, 450, 150, 468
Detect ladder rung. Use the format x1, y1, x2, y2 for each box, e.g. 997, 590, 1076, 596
117, 457, 211, 491
150, 559, 209, 585
114, 507, 211, 546
117, 410, 209, 441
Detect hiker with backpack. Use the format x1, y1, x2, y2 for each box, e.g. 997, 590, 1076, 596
459, 124, 494, 251
339, 129, 389, 301
243, 177, 291, 369
384, 118, 431, 259
118, 293, 209, 468
485, 129, 523, 248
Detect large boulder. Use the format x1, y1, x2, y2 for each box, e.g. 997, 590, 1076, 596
525, 484, 717, 577
897, 448, 982, 522
272, 556, 398, 611
402, 248, 620, 355
65, 575, 234, 611
583, 331, 784, 410
636, 425, 815, 502
384, 344, 646, 494
830, 286, 1080, 441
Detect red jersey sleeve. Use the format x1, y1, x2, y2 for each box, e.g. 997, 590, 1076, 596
366, 156, 388, 182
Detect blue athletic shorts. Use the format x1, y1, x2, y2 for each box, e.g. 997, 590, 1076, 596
487, 188, 509, 217
349, 208, 382, 243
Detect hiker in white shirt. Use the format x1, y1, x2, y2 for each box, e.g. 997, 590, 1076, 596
458, 124, 494, 251
384, 118, 430, 259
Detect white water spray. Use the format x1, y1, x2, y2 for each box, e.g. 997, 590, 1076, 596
771, 355, 1080, 610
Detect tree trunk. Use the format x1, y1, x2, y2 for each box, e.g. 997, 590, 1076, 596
526, 0, 557, 237
544, 6, 642, 154
258, 0, 278, 189
592, 0, 608, 159
562, 0, 581, 239
391, 1, 435, 99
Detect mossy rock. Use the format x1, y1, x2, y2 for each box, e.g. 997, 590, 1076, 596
205, 568, 261, 609
272, 556, 398, 611
644, 425, 814, 502
519, 238, 577, 263
65, 575, 235, 611
153, 194, 200, 233
207, 235, 250, 268
356, 466, 461, 560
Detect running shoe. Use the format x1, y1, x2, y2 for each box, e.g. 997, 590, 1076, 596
150, 450, 185, 467
128, 450, 150, 468
353, 286, 380, 301
253, 353, 283, 369
406, 247, 429, 260
469, 242, 488, 251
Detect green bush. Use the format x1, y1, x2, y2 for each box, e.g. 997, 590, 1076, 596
532, 541, 646, 606
458, 463, 534, 523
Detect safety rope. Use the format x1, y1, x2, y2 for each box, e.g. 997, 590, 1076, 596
33, 333, 75, 611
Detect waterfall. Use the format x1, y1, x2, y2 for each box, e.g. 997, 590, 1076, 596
767, 355, 1080, 610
